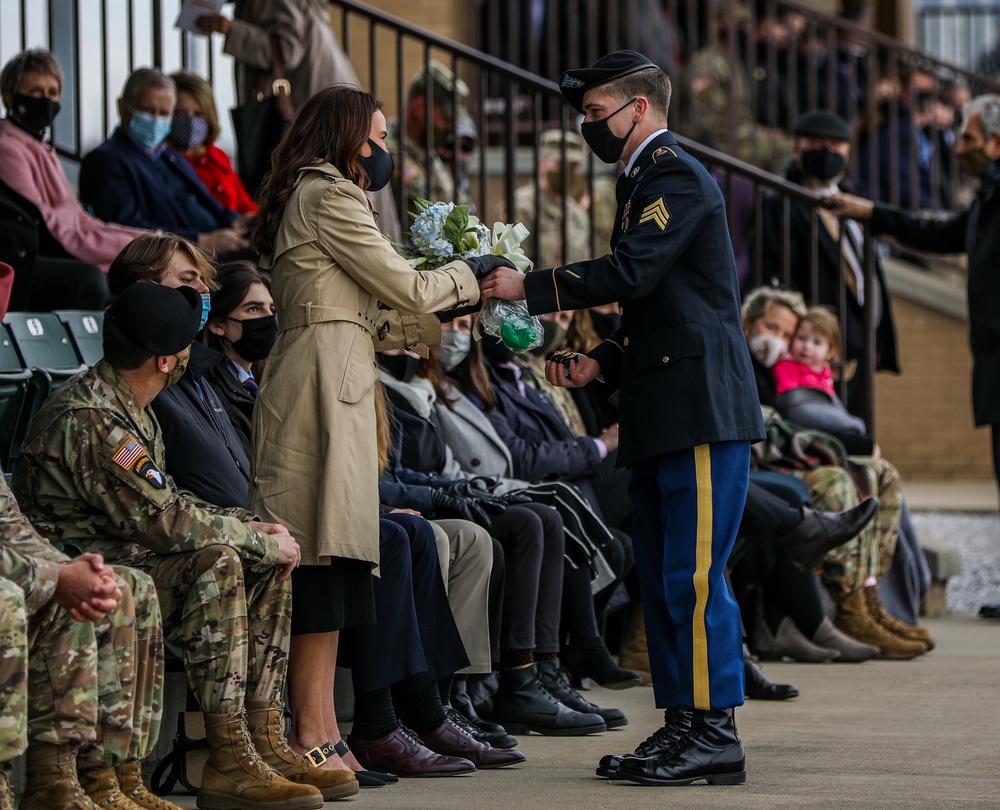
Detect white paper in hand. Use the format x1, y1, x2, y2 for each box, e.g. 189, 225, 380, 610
175, 0, 226, 34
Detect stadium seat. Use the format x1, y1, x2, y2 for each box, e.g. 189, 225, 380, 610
0, 324, 34, 469
3, 312, 87, 393
54, 310, 104, 367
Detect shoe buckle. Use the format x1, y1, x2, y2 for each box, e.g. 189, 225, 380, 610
304, 740, 337, 767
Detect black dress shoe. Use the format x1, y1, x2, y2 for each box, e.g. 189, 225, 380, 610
980, 603, 1000, 619
561, 637, 642, 690
596, 708, 692, 779
743, 656, 799, 701
451, 676, 516, 744
537, 659, 627, 729
778, 498, 879, 571
617, 708, 746, 786
444, 706, 519, 751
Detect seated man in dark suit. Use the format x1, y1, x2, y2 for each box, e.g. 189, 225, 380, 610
79, 67, 250, 257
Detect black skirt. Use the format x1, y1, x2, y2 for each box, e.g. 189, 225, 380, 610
290, 557, 376, 635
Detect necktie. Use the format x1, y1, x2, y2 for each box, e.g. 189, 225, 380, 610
243, 377, 259, 398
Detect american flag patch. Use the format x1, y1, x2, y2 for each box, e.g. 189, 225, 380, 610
112, 437, 143, 470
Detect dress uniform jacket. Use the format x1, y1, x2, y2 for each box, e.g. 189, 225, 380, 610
869, 161, 1000, 427
523, 131, 764, 466
250, 163, 478, 567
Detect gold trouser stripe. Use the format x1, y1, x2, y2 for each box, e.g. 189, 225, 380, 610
692, 444, 713, 709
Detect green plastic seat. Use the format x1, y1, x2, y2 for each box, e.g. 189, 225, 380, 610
53, 310, 105, 368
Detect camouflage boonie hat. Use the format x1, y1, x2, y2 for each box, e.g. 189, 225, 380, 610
409, 60, 470, 117
539, 130, 587, 164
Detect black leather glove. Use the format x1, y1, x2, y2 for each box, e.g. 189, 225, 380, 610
500, 490, 534, 506
429, 488, 494, 528
463, 253, 517, 280
444, 481, 508, 513
468, 475, 501, 493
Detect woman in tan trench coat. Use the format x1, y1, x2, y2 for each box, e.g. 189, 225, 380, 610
250, 85, 512, 778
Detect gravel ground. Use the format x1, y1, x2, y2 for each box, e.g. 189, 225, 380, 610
910, 511, 1000, 613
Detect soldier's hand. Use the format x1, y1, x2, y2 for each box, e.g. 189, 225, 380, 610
544, 352, 601, 388
251, 521, 300, 581
55, 554, 122, 623
480, 266, 526, 301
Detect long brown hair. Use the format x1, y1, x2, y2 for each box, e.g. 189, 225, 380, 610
253, 84, 382, 255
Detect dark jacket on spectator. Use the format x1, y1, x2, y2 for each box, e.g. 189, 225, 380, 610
79, 128, 236, 241
204, 359, 256, 461
152, 343, 251, 509
377, 411, 456, 513
484, 360, 602, 510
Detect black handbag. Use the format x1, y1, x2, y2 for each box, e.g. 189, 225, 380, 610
231, 36, 294, 198
150, 711, 209, 796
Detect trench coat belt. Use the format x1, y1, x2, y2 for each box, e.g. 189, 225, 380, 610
277, 303, 376, 336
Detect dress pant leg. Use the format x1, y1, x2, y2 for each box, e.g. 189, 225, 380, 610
430, 519, 494, 673
485, 505, 544, 653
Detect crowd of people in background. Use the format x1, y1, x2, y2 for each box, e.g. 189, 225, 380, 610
1, 0, 999, 805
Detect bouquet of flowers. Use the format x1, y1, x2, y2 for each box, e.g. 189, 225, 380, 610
397, 199, 543, 353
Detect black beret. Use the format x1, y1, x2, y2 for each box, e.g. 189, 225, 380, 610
793, 109, 852, 142
106, 282, 202, 356
559, 50, 658, 114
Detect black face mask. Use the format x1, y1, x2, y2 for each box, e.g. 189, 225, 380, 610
380, 353, 419, 383
229, 315, 278, 362
800, 148, 846, 182
482, 336, 515, 366
580, 98, 638, 164
11, 93, 61, 135
360, 139, 394, 191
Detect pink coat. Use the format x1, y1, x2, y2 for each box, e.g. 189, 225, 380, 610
0, 119, 143, 270
772, 358, 836, 397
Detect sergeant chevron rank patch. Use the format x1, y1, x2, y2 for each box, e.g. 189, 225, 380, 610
639, 197, 670, 230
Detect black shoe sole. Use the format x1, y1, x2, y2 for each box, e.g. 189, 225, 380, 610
498, 720, 607, 737
619, 769, 747, 786
603, 716, 629, 729
597, 677, 643, 690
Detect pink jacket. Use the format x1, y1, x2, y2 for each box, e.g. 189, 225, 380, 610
0, 119, 143, 270
772, 358, 836, 397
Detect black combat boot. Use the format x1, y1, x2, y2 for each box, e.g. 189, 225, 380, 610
616, 708, 746, 786
596, 708, 692, 779
490, 664, 606, 736
536, 658, 627, 729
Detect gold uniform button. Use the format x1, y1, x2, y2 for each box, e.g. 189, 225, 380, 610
623, 337, 629, 347
618, 306, 624, 315
662, 356, 670, 364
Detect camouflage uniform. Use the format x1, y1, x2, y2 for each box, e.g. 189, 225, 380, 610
0, 578, 27, 765
0, 471, 162, 768
792, 457, 902, 595
12, 360, 292, 715
682, 46, 791, 175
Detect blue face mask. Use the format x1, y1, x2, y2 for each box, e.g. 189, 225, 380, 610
199, 293, 211, 331
128, 110, 173, 150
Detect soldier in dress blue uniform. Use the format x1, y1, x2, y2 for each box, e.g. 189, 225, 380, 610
481, 50, 765, 786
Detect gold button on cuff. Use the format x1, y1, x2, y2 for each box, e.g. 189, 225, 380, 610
623, 337, 630, 347
662, 356, 670, 363
618, 306, 624, 315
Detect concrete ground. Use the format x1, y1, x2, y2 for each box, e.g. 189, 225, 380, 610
162, 612, 1000, 810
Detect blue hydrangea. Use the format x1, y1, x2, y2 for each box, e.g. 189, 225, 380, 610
410, 202, 456, 260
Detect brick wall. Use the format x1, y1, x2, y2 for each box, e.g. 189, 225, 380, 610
874, 295, 993, 481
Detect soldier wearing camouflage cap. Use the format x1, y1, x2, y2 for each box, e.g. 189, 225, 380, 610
391, 60, 473, 210
12, 278, 327, 810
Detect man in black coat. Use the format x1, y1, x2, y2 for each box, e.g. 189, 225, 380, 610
831, 94, 1000, 620
760, 109, 900, 414
482, 50, 764, 786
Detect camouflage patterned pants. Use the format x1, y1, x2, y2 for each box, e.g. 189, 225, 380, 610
792, 458, 903, 595
77, 566, 163, 770
0, 579, 27, 763
136, 546, 291, 713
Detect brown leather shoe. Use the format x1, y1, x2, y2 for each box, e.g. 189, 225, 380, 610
346, 726, 476, 777
417, 717, 525, 769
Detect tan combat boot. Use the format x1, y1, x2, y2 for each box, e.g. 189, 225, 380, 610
79, 766, 146, 810
834, 589, 927, 660
618, 605, 652, 685
245, 699, 359, 801
863, 587, 936, 651
20, 743, 99, 810
0, 760, 14, 810
197, 709, 323, 810
115, 759, 184, 810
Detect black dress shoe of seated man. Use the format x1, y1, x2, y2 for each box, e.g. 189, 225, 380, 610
595, 708, 692, 779
979, 603, 1000, 619
779, 498, 880, 572
617, 708, 746, 787
744, 655, 799, 701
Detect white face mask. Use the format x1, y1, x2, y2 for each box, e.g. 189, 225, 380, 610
439, 331, 472, 372
749, 333, 788, 368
